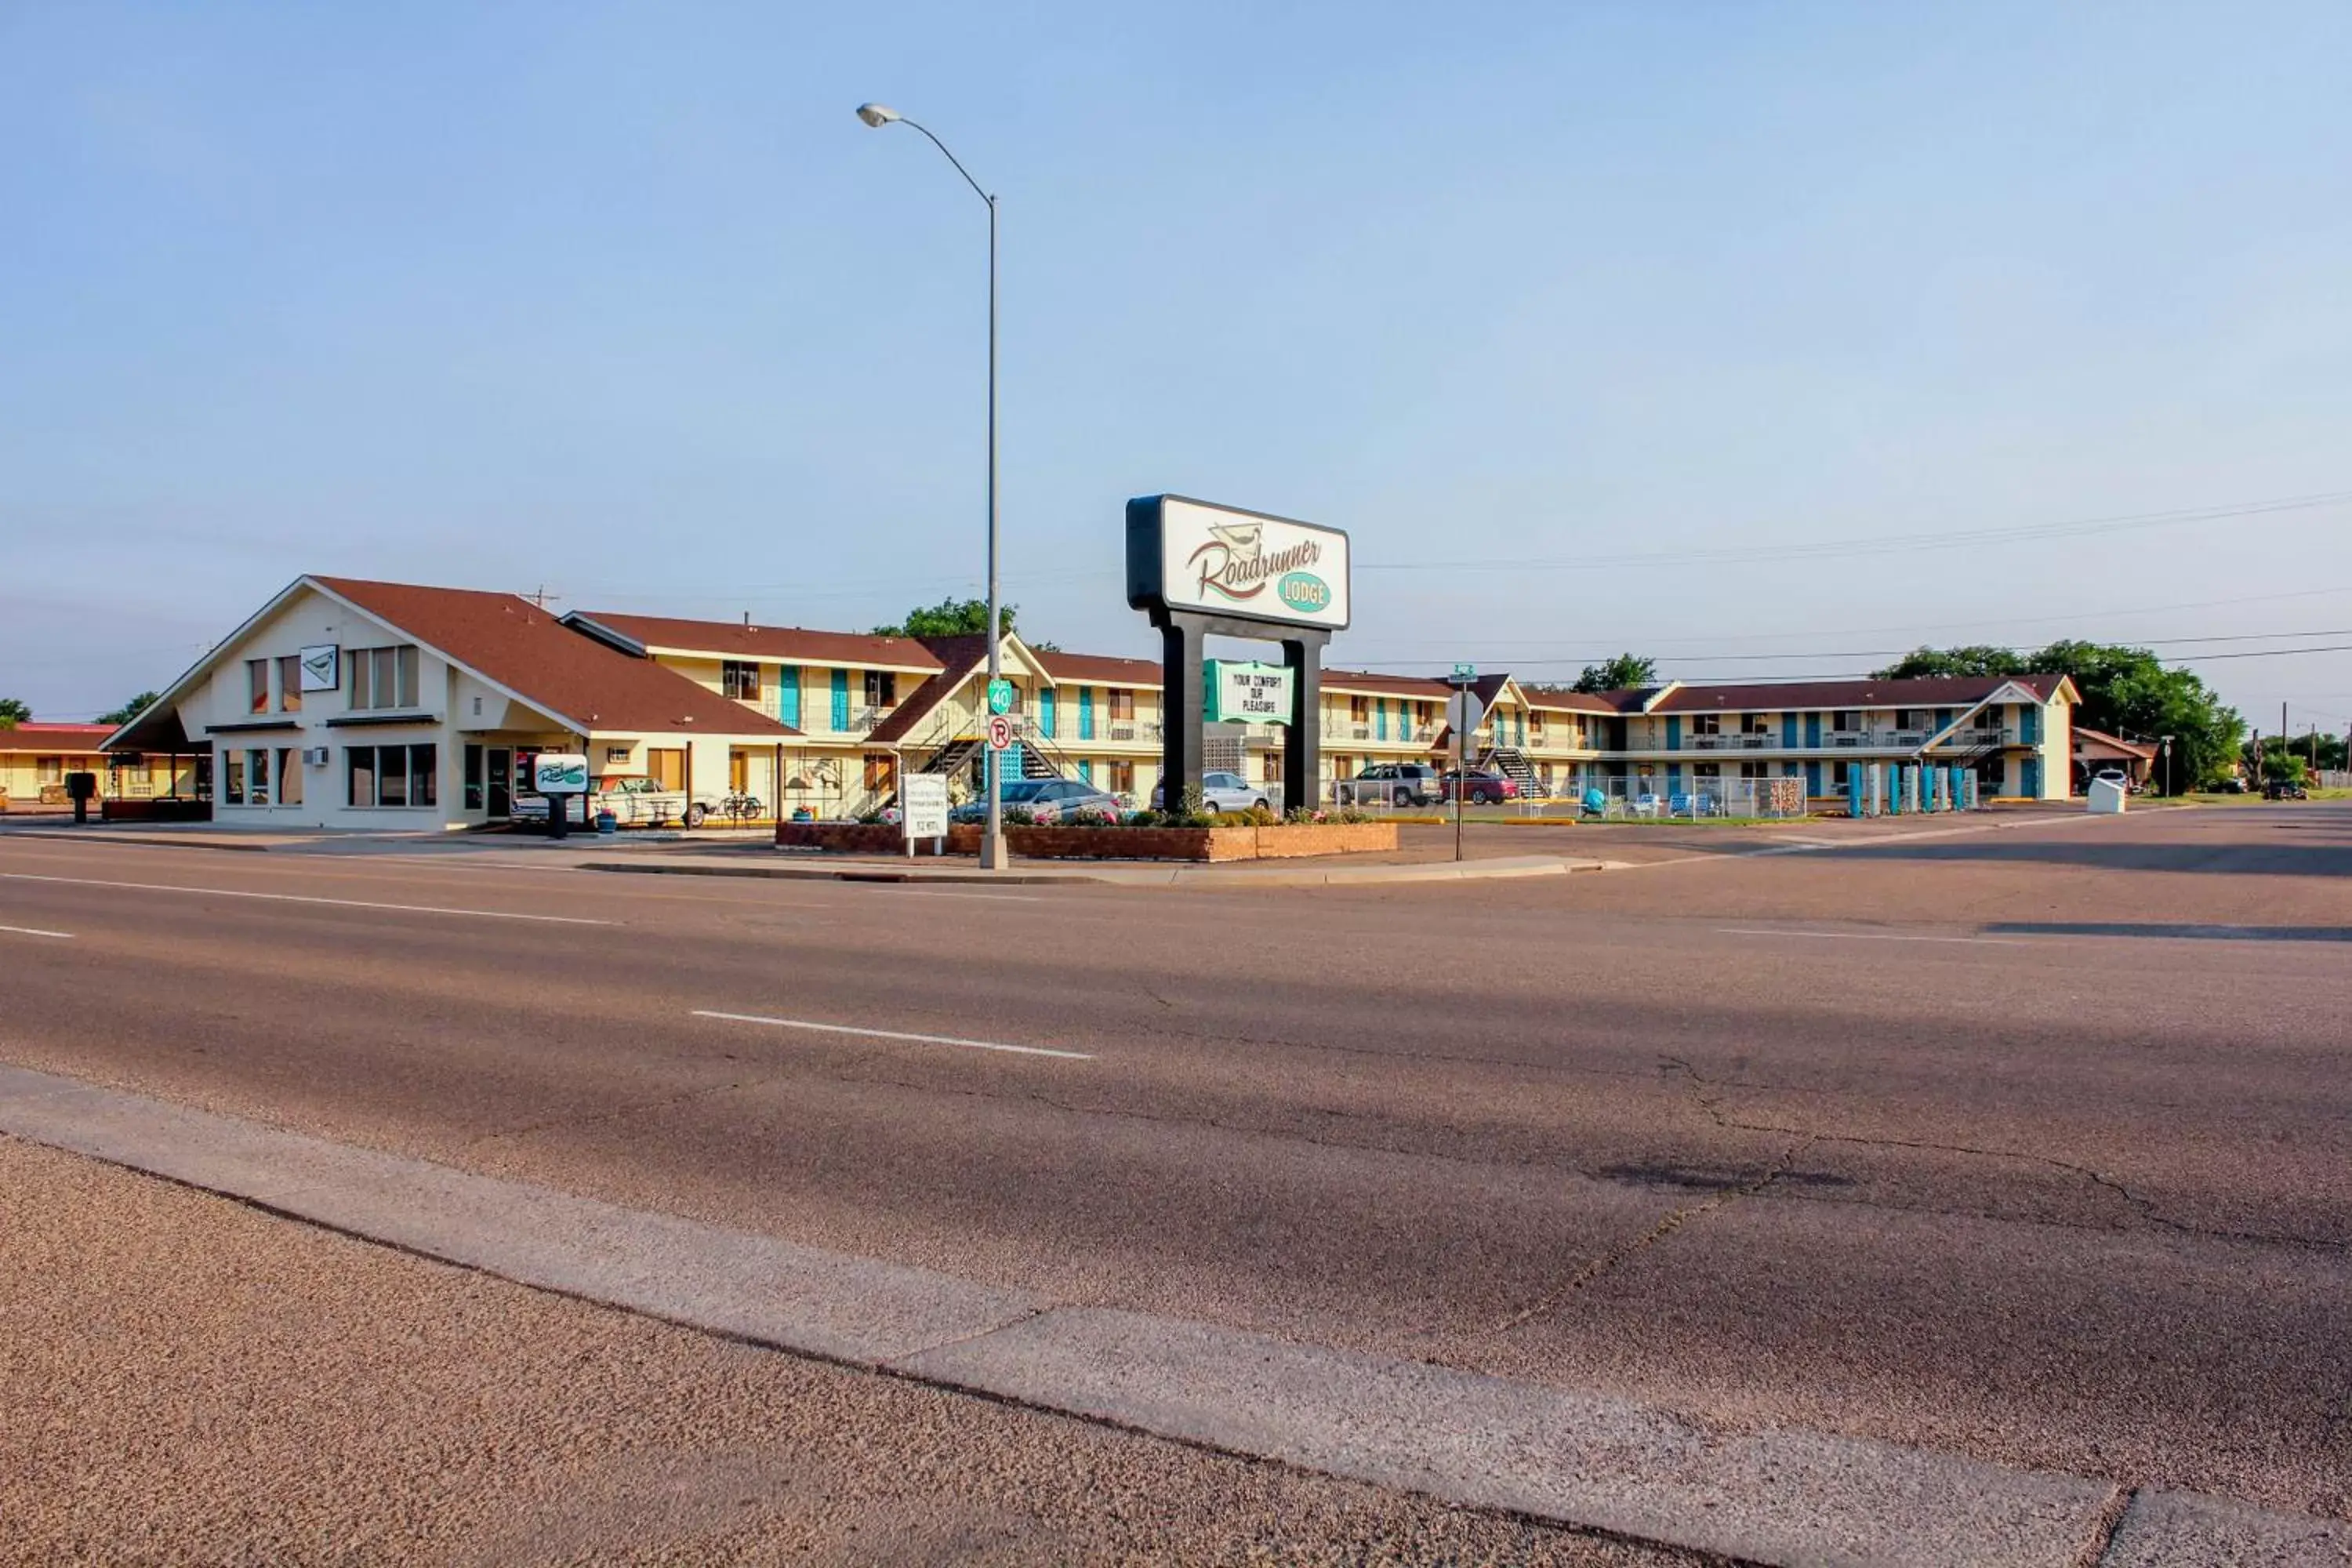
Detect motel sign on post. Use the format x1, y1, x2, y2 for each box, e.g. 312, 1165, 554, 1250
1127, 495, 1352, 816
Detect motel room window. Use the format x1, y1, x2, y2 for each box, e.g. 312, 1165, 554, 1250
276, 655, 303, 713
1693, 762, 1721, 779
722, 660, 761, 701
1831, 760, 1854, 790
1348, 696, 1370, 723
345, 744, 437, 808
1691, 713, 1720, 736
350, 645, 421, 710
247, 659, 270, 714
1832, 710, 1861, 733
1740, 761, 1769, 781
862, 753, 895, 793
863, 670, 897, 709
1108, 760, 1135, 794
223, 753, 246, 805
1897, 709, 1931, 732
1740, 713, 1770, 735
1108, 689, 1135, 721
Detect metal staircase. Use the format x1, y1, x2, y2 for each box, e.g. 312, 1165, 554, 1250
1485, 746, 1541, 797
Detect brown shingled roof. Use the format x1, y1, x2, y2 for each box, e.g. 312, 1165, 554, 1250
314, 578, 796, 738
865, 636, 991, 745
1034, 649, 1164, 685
1518, 686, 1628, 716
568, 611, 948, 673
1643, 673, 2069, 713
1320, 669, 1455, 699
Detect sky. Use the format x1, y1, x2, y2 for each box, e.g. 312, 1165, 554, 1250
5, 2, 2350, 740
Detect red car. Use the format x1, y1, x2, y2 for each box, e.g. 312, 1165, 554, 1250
1440, 768, 1519, 804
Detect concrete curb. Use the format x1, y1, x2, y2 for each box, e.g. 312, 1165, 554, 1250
575, 853, 1599, 887
2, 1064, 2343, 1567
0, 827, 278, 852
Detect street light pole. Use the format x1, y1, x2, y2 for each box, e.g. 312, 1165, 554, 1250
857, 102, 1008, 870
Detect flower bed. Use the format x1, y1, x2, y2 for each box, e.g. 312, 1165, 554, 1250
1000, 822, 1396, 862
775, 821, 956, 855
775, 819, 1396, 862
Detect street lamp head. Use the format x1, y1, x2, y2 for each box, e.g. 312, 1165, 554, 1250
855, 103, 901, 128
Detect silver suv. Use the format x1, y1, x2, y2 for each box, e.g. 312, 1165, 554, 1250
1338, 763, 1443, 807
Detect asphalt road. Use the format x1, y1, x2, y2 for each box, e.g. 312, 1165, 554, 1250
2, 802, 2347, 1546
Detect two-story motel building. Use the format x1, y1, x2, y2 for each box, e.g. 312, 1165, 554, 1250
103, 575, 2077, 827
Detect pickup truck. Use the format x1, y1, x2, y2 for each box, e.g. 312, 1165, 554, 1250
510, 774, 724, 829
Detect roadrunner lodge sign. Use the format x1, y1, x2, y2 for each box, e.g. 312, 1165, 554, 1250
1126, 495, 1353, 632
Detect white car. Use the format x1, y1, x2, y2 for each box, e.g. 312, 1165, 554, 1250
1148, 770, 1272, 815
512, 774, 724, 829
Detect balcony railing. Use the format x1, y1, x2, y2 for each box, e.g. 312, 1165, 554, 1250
1687, 732, 1777, 750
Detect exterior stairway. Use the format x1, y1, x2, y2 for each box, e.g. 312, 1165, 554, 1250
1485, 746, 1540, 797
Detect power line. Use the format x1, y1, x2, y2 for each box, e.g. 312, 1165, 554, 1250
1374, 630, 2352, 672
1352, 490, 2352, 574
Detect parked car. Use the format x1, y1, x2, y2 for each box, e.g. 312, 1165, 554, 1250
1147, 770, 1272, 815
2264, 779, 2310, 800
951, 777, 1124, 824
1439, 768, 1519, 804
511, 774, 722, 829
1337, 763, 1444, 807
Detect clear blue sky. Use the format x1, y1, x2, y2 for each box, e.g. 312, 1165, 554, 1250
5, 2, 2350, 738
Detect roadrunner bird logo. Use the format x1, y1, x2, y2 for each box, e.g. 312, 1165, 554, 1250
1188, 519, 1322, 604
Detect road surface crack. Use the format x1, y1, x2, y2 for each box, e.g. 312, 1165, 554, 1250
1658, 1058, 2347, 1254
1479, 1130, 1820, 1337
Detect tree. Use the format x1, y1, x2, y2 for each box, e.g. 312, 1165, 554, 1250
1871, 646, 2027, 680
1888, 641, 2243, 789
1570, 654, 1657, 693
871, 597, 1018, 639
96, 691, 160, 728
0, 697, 26, 728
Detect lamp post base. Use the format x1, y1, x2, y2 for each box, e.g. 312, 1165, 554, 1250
978, 831, 1011, 871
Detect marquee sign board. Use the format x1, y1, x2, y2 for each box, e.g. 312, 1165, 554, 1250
1127, 495, 1351, 633
298, 644, 341, 692
1202, 660, 1294, 724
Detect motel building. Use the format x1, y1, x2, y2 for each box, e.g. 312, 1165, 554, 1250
103, 577, 795, 829
100, 575, 2078, 829
1, 723, 122, 810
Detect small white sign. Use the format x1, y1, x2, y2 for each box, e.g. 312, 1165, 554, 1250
1203, 660, 1294, 724
533, 753, 590, 794
298, 644, 341, 692
902, 775, 950, 840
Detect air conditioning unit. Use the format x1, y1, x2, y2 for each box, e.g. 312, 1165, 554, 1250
303, 747, 330, 768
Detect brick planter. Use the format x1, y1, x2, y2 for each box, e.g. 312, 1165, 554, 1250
774, 822, 956, 855
1003, 822, 1397, 862
777, 819, 1396, 862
